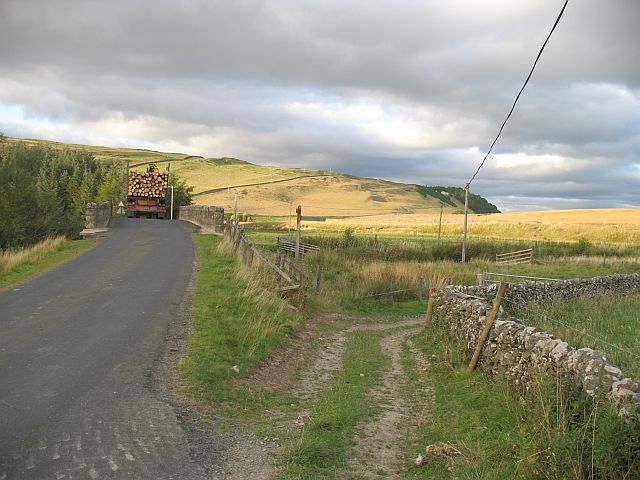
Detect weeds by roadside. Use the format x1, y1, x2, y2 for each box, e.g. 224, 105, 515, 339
0, 236, 96, 290
1, 235, 66, 272
407, 302, 640, 479
180, 234, 302, 408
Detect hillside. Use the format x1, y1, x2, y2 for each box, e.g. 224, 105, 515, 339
5, 137, 496, 216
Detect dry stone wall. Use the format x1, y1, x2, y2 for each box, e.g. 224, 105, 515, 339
462, 273, 640, 305
85, 201, 112, 229
178, 205, 225, 233
438, 274, 640, 417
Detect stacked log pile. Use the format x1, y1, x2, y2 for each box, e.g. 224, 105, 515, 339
128, 171, 169, 197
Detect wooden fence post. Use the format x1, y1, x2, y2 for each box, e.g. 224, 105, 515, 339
468, 282, 507, 371
233, 227, 242, 251
238, 237, 244, 259
424, 288, 436, 335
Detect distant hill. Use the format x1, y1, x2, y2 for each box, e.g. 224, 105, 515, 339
418, 186, 500, 214
5, 137, 499, 216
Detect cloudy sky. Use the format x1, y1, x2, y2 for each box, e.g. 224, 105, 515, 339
1, 0, 638, 211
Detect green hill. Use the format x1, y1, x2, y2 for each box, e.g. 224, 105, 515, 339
5, 137, 499, 216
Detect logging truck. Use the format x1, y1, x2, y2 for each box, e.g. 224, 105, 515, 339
126, 164, 169, 219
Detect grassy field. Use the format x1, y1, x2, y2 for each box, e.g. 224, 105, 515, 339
313, 208, 640, 245
242, 227, 640, 315
302, 253, 640, 317
173, 157, 328, 193
0, 236, 97, 291
509, 293, 640, 378
182, 223, 639, 479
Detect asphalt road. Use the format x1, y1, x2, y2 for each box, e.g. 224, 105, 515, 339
0, 218, 207, 479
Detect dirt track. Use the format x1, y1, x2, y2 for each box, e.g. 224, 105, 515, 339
223, 314, 434, 479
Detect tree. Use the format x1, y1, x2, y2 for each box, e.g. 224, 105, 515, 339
166, 173, 194, 218
0, 142, 125, 248
96, 162, 127, 212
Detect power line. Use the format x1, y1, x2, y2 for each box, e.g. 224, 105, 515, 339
462, 0, 569, 263
467, 0, 569, 185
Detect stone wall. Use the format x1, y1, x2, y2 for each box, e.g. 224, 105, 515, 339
459, 273, 640, 305
438, 274, 640, 417
85, 201, 112, 229
177, 205, 225, 233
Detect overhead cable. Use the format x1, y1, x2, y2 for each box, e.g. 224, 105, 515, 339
468, 0, 569, 186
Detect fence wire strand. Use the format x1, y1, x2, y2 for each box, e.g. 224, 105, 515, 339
500, 295, 640, 361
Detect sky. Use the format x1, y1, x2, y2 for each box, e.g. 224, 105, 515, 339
1, 0, 638, 212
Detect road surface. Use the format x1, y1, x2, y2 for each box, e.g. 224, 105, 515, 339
0, 218, 207, 479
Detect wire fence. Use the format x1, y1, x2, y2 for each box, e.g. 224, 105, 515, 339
500, 294, 640, 365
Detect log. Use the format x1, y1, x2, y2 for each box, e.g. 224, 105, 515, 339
127, 170, 168, 197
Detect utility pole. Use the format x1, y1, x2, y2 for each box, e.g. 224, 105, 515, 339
437, 203, 443, 240
462, 184, 469, 263
169, 185, 174, 220
295, 205, 302, 260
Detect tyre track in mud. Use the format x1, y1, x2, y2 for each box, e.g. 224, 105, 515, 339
233, 315, 433, 479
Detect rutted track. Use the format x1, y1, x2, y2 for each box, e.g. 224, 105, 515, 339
235, 315, 434, 479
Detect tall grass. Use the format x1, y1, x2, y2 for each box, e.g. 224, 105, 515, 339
508, 293, 640, 378
408, 308, 640, 479
301, 244, 640, 315
319, 210, 640, 245
181, 235, 302, 407
0, 236, 67, 273
247, 226, 640, 262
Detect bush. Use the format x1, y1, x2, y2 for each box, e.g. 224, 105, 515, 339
575, 237, 592, 255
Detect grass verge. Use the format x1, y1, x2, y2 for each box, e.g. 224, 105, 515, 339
180, 234, 302, 408
282, 330, 388, 478
405, 308, 640, 479
0, 236, 96, 291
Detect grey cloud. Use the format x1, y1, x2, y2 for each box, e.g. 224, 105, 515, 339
1, 0, 639, 210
